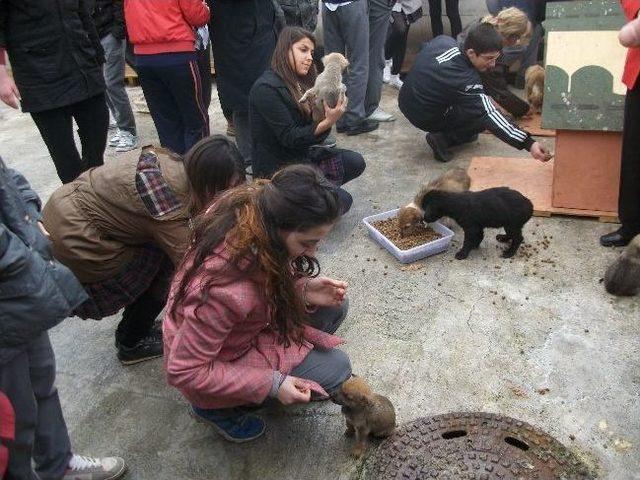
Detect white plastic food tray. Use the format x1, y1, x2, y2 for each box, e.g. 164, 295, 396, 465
362, 208, 455, 263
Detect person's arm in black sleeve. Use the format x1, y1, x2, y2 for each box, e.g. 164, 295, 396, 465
458, 84, 535, 151
112, 0, 126, 40
251, 83, 329, 149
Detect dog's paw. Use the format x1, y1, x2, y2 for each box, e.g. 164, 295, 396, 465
501, 249, 517, 258
455, 250, 469, 260
496, 234, 510, 243
351, 446, 365, 458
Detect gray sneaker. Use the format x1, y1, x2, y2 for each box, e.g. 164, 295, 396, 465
367, 107, 395, 122
62, 454, 126, 480
115, 131, 139, 153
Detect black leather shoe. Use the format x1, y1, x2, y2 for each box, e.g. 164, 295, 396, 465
600, 231, 631, 247
426, 132, 453, 162
336, 119, 379, 136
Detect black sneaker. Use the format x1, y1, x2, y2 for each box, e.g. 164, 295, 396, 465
336, 119, 379, 136
117, 334, 163, 365
310, 134, 337, 149
426, 132, 453, 162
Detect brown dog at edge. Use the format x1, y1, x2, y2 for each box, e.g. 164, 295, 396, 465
525, 65, 545, 114
336, 376, 396, 458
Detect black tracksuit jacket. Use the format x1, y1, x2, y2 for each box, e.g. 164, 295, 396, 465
398, 35, 535, 151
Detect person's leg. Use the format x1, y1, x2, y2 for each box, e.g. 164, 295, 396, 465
480, 67, 530, 118
428, 0, 444, 37
389, 13, 409, 76
137, 64, 186, 154
616, 85, 640, 238
232, 110, 252, 167
30, 107, 84, 184
161, 60, 210, 154
101, 34, 137, 136
485, 0, 501, 15
290, 340, 352, 398
0, 333, 72, 480
333, 1, 370, 129
444, 0, 462, 38
516, 23, 544, 88
197, 45, 213, 114
70, 94, 109, 171
336, 149, 366, 185
365, 0, 393, 117
307, 298, 349, 334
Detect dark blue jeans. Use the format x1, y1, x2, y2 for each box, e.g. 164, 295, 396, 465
137, 59, 210, 155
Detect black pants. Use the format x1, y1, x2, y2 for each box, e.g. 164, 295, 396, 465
428, 0, 461, 38
115, 256, 173, 348
30, 94, 109, 184
137, 60, 210, 155
334, 148, 367, 214
480, 66, 530, 118
618, 83, 640, 238
385, 11, 410, 75
197, 45, 213, 113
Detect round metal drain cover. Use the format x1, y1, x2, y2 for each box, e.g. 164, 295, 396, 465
364, 412, 596, 480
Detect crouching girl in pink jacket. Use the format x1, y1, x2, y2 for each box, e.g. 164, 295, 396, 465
163, 164, 352, 442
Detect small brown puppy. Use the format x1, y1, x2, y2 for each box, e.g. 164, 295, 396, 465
605, 235, 640, 296
397, 168, 471, 237
337, 376, 396, 458
525, 65, 545, 114
299, 52, 349, 122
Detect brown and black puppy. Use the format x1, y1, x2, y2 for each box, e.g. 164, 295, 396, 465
336, 376, 396, 458
605, 235, 640, 296
397, 168, 471, 237
525, 65, 545, 114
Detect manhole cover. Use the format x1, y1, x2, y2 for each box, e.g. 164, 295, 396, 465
364, 412, 596, 479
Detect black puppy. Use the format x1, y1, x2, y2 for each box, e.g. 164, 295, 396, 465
421, 187, 533, 260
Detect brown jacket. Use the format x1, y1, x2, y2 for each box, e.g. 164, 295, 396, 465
42, 147, 191, 284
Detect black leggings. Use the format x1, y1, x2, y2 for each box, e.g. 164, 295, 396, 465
428, 0, 462, 38
334, 148, 366, 214
30, 94, 108, 184
385, 11, 410, 76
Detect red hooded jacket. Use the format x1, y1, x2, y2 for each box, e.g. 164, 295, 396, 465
124, 0, 209, 55
622, 0, 640, 89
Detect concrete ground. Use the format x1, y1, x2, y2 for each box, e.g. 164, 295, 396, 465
1, 83, 638, 480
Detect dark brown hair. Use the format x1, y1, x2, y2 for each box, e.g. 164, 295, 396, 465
271, 26, 318, 117
169, 165, 341, 347
183, 135, 246, 215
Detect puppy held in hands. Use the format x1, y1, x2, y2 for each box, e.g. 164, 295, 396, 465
299, 52, 349, 122
398, 168, 471, 237
337, 376, 396, 458
421, 187, 533, 260
525, 65, 545, 115
604, 235, 640, 296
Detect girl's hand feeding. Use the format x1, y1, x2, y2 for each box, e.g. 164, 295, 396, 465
277, 376, 312, 405
304, 276, 347, 307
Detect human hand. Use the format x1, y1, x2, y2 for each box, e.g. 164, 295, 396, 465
530, 141, 553, 162
323, 94, 348, 126
277, 376, 312, 405
0, 66, 20, 109
304, 276, 347, 307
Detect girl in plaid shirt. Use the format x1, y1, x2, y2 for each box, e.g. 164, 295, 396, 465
164, 165, 353, 443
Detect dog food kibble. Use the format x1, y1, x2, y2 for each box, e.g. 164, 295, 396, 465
371, 217, 442, 250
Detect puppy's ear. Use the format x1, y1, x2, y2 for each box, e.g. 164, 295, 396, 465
321, 54, 329, 66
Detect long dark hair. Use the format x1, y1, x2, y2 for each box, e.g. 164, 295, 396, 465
169, 165, 341, 347
271, 26, 318, 117
183, 135, 246, 215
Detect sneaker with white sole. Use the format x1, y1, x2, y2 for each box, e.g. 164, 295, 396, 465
383, 60, 392, 83
108, 130, 122, 147
115, 131, 139, 153
367, 107, 395, 122
389, 74, 403, 90
63, 454, 126, 480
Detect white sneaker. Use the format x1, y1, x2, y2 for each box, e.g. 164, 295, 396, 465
383, 60, 392, 84
108, 130, 122, 147
115, 131, 139, 153
389, 74, 403, 90
367, 107, 395, 122
63, 454, 126, 480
